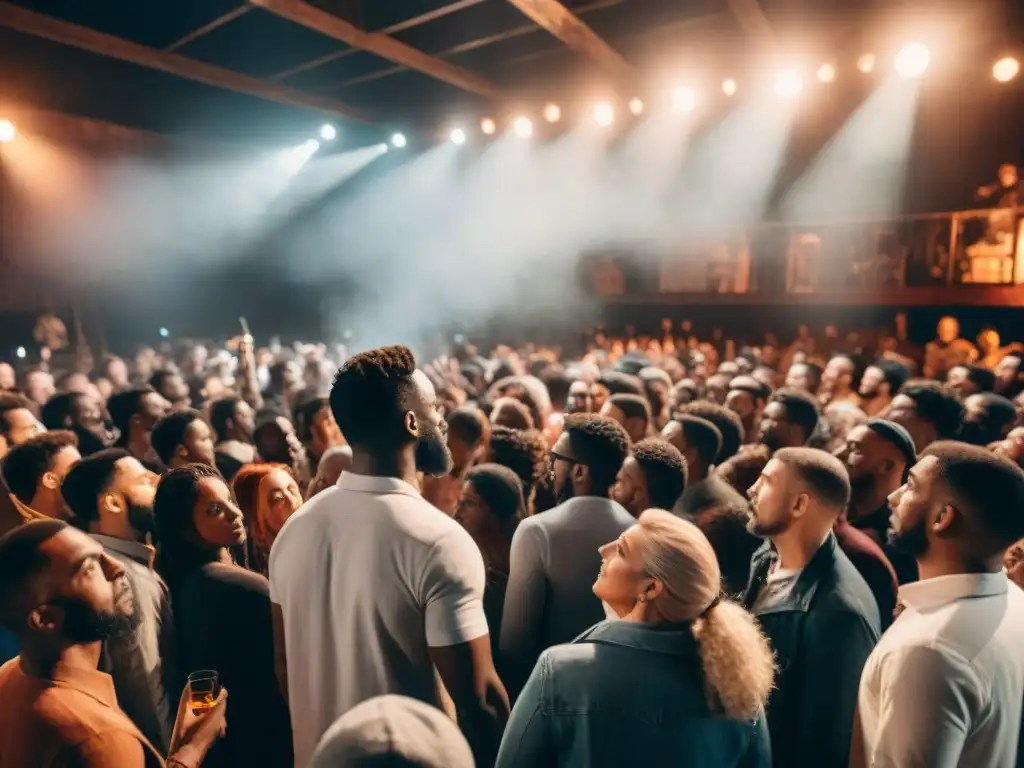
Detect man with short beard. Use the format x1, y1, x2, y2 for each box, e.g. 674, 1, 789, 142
61, 449, 178, 753
269, 346, 507, 768
852, 444, 1024, 768
858, 359, 908, 417
501, 413, 633, 699
40, 392, 115, 457
0, 520, 226, 767
744, 448, 880, 768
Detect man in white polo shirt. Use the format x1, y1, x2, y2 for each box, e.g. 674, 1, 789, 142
852, 442, 1024, 768
269, 346, 508, 768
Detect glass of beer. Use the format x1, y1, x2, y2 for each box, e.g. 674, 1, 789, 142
187, 670, 219, 716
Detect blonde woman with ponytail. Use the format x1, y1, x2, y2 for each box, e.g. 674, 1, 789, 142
496, 508, 774, 768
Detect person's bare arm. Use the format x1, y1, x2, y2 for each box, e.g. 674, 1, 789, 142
429, 636, 509, 767
271, 601, 289, 704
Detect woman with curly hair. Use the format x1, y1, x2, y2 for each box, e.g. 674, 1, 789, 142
232, 463, 303, 577
497, 510, 774, 767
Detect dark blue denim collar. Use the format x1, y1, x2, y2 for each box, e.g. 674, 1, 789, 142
575, 619, 697, 657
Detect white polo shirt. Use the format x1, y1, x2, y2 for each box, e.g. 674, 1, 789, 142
269, 472, 489, 768
854, 572, 1024, 768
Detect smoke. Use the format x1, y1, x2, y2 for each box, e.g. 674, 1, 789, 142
13, 97, 812, 348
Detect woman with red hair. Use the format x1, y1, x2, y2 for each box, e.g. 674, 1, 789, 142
233, 462, 304, 576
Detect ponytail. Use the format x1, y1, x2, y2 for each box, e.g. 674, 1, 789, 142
691, 598, 775, 720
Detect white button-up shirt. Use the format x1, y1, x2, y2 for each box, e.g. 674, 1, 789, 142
853, 572, 1024, 768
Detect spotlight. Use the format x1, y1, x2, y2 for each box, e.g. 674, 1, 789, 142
857, 53, 875, 74
390, 132, 407, 148
513, 116, 533, 139
722, 79, 738, 96
993, 56, 1020, 83
628, 97, 644, 116
450, 128, 467, 145
15, 346, 26, 359
543, 103, 561, 123
319, 124, 336, 141
0, 119, 14, 143
895, 42, 930, 79
672, 86, 697, 113
817, 63, 836, 83
593, 102, 614, 127
302, 139, 321, 153
480, 117, 496, 135
774, 69, 804, 99
159, 327, 170, 339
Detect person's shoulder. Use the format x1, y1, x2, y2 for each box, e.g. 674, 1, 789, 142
199, 561, 269, 598
815, 549, 882, 624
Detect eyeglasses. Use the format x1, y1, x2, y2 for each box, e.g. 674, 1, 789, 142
549, 451, 582, 480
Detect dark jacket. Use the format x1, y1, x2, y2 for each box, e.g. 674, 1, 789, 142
742, 533, 880, 768
496, 620, 771, 768
833, 518, 898, 630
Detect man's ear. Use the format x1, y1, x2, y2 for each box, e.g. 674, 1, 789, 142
404, 410, 420, 439
933, 504, 957, 534
29, 604, 60, 633
41, 471, 60, 493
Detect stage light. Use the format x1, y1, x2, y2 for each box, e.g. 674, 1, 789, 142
722, 79, 738, 96
857, 53, 875, 74
450, 128, 467, 145
303, 139, 320, 153
0, 119, 15, 143
319, 124, 336, 141
895, 43, 930, 78
672, 86, 696, 113
993, 57, 1020, 83
628, 97, 644, 115
543, 103, 561, 123
513, 116, 533, 138
480, 117, 496, 135
15, 347, 26, 359
593, 102, 614, 127
774, 69, 804, 99
817, 63, 836, 83
159, 327, 170, 339
390, 132, 407, 148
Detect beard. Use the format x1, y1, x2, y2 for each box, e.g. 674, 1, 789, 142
127, 500, 156, 540
555, 473, 575, 505
848, 473, 875, 510
888, 513, 929, 557
415, 424, 453, 477
746, 508, 790, 538
75, 427, 110, 457
58, 576, 141, 643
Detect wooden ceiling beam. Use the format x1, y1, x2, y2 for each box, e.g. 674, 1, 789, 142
164, 5, 252, 52
503, 0, 630, 78
0, 1, 373, 122
250, 0, 503, 99
270, 0, 486, 82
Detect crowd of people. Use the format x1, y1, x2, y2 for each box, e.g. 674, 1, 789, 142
0, 312, 1023, 767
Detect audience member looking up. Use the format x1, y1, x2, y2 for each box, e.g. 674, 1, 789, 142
41, 393, 114, 457
853, 444, 1024, 768
208, 397, 256, 482
0, 393, 44, 460
269, 346, 507, 767
820, 354, 861, 409
726, 375, 770, 445
0, 521, 227, 767
232, 463, 302, 577
61, 449, 176, 752
497, 511, 774, 768
858, 359, 909, 417
107, 386, 170, 472
149, 369, 192, 412
744, 447, 880, 768
959, 392, 1018, 447
946, 363, 995, 399
501, 413, 633, 698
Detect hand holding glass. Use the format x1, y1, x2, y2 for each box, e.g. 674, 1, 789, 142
188, 670, 219, 716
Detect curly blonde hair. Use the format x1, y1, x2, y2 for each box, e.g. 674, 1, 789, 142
637, 509, 775, 720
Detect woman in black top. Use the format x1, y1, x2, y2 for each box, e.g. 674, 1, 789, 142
454, 463, 524, 653
155, 463, 292, 767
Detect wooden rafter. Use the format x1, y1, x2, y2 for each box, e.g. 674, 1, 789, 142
270, 0, 487, 82
164, 5, 252, 52
0, 1, 373, 122
250, 0, 502, 99
317, 0, 626, 92
503, 0, 630, 78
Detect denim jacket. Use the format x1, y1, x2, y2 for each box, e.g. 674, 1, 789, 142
495, 620, 770, 768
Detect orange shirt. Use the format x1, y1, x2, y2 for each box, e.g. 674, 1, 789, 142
0, 657, 165, 767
